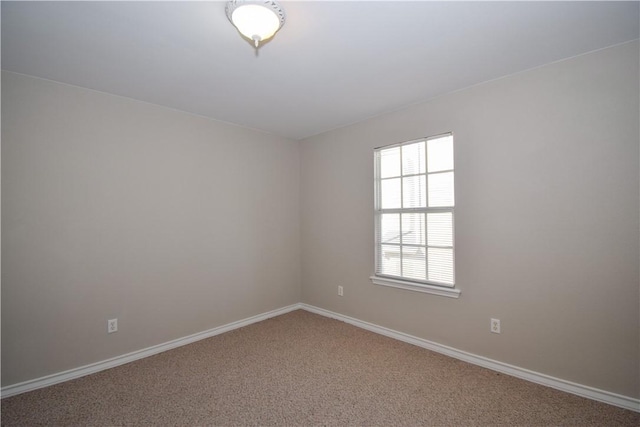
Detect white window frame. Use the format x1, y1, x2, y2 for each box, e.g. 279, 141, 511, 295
370, 133, 460, 299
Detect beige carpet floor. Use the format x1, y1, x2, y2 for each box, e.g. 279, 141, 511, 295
2, 309, 639, 426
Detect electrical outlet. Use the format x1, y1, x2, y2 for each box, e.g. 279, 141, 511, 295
338, 285, 344, 297
108, 318, 118, 334
490, 318, 501, 334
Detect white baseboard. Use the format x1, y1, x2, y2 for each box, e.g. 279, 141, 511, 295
299, 303, 640, 413
3, 302, 639, 413
0, 303, 302, 399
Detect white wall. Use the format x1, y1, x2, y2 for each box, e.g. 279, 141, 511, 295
300, 41, 640, 398
1, 71, 301, 386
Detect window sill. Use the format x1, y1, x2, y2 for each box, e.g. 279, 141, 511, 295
370, 276, 461, 299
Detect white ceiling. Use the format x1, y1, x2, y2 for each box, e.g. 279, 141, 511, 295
2, 1, 639, 140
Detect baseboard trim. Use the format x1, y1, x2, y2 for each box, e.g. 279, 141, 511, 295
3, 302, 639, 412
299, 303, 640, 413
1, 303, 302, 399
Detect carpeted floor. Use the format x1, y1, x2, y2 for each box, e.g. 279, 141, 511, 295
2, 309, 639, 426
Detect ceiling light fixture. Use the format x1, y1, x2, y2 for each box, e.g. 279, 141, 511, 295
226, 0, 286, 48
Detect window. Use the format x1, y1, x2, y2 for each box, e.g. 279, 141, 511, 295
371, 133, 460, 298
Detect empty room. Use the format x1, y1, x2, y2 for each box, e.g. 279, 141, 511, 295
1, 1, 639, 425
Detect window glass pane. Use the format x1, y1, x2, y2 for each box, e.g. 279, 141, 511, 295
381, 178, 401, 209
402, 141, 425, 175
427, 248, 454, 284
375, 134, 455, 288
380, 244, 401, 276
427, 212, 453, 247
401, 213, 425, 245
428, 172, 454, 207
402, 175, 426, 208
380, 214, 400, 244
402, 246, 426, 281
380, 147, 401, 178
427, 135, 453, 172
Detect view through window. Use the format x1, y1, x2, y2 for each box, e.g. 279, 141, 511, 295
374, 133, 455, 287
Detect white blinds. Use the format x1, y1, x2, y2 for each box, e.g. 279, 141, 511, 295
375, 134, 455, 287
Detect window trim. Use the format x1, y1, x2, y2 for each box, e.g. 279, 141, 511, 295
370, 275, 461, 298
372, 133, 460, 298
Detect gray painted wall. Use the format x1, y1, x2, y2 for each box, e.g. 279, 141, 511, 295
300, 41, 639, 398
2, 40, 638, 400
2, 72, 301, 386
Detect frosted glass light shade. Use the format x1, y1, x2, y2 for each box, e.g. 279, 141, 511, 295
226, 1, 286, 47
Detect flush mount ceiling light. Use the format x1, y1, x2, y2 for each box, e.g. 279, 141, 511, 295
226, 0, 286, 48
